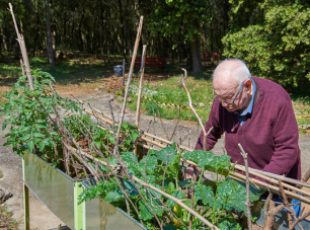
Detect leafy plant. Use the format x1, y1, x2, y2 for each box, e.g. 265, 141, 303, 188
0, 70, 81, 160
79, 143, 264, 229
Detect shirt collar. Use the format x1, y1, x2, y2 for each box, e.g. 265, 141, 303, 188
237, 78, 256, 117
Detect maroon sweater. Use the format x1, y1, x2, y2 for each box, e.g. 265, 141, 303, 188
195, 77, 301, 180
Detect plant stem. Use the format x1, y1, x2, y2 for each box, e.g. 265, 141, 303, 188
238, 143, 252, 230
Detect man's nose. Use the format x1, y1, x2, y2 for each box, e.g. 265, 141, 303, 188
221, 100, 229, 107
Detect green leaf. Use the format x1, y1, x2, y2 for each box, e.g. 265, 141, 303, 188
217, 217, 241, 230
138, 200, 154, 221
194, 184, 214, 206
183, 150, 231, 170
138, 189, 163, 221
104, 190, 123, 202
49, 131, 59, 136
207, 155, 231, 170
182, 150, 215, 169
108, 134, 116, 144
121, 152, 139, 174
153, 142, 177, 164
129, 130, 140, 142
123, 179, 139, 196
139, 155, 158, 175
121, 122, 130, 131
2, 119, 8, 131
178, 179, 192, 188
20, 134, 31, 141
215, 180, 263, 214
33, 133, 45, 138
165, 150, 182, 177
163, 225, 177, 230
26, 140, 34, 153
167, 191, 186, 207
166, 181, 175, 194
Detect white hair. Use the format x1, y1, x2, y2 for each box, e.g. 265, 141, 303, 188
212, 58, 251, 87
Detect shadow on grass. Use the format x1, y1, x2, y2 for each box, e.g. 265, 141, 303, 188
0, 53, 123, 88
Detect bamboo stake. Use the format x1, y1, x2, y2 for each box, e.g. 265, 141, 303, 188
263, 193, 273, 225
135, 45, 147, 128
236, 165, 310, 189
116, 16, 143, 138
238, 144, 252, 229
20, 59, 25, 76
264, 201, 284, 230
181, 69, 208, 151
289, 210, 310, 230
93, 108, 119, 122
279, 180, 304, 230
142, 132, 192, 151
229, 173, 310, 205
8, 3, 34, 90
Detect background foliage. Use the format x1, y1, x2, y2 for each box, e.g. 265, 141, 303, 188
0, 1, 310, 92
223, 0, 310, 87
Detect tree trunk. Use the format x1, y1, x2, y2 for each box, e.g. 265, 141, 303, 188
45, 0, 55, 71
78, 12, 85, 52
62, 12, 66, 50
99, 0, 104, 59
104, 10, 110, 63
118, 0, 126, 58
191, 35, 202, 73
32, 6, 40, 57
124, 0, 132, 57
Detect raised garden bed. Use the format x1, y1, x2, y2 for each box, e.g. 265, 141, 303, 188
23, 151, 146, 230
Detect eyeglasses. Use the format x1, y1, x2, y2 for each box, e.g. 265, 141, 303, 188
212, 81, 245, 105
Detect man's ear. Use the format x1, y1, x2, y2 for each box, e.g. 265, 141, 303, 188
245, 79, 252, 92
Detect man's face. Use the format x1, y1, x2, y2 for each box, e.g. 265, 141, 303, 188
213, 78, 252, 113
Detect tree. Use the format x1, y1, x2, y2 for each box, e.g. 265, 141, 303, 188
222, 0, 310, 87
143, 0, 212, 73
45, 0, 54, 71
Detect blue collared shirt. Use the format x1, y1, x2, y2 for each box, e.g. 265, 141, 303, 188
236, 78, 256, 126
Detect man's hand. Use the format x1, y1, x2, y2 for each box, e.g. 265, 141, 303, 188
185, 164, 202, 180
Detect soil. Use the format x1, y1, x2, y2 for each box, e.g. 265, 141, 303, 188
0, 89, 310, 229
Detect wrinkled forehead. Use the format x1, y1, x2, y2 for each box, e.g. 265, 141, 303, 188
213, 69, 238, 96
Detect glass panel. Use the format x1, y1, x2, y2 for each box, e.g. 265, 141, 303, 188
83, 180, 146, 230
85, 197, 146, 230
24, 152, 75, 229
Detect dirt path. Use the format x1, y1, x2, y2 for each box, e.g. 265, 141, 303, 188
0, 90, 309, 229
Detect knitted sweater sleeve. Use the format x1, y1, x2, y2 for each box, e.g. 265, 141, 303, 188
262, 97, 300, 176
195, 101, 223, 151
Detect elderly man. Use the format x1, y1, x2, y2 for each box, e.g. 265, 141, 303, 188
193, 58, 301, 180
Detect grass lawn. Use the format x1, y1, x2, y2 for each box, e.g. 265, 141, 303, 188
1, 53, 309, 129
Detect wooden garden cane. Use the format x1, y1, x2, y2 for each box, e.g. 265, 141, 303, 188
135, 45, 147, 129
8, 3, 34, 90
8, 3, 34, 230
134, 45, 147, 155
116, 16, 143, 139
